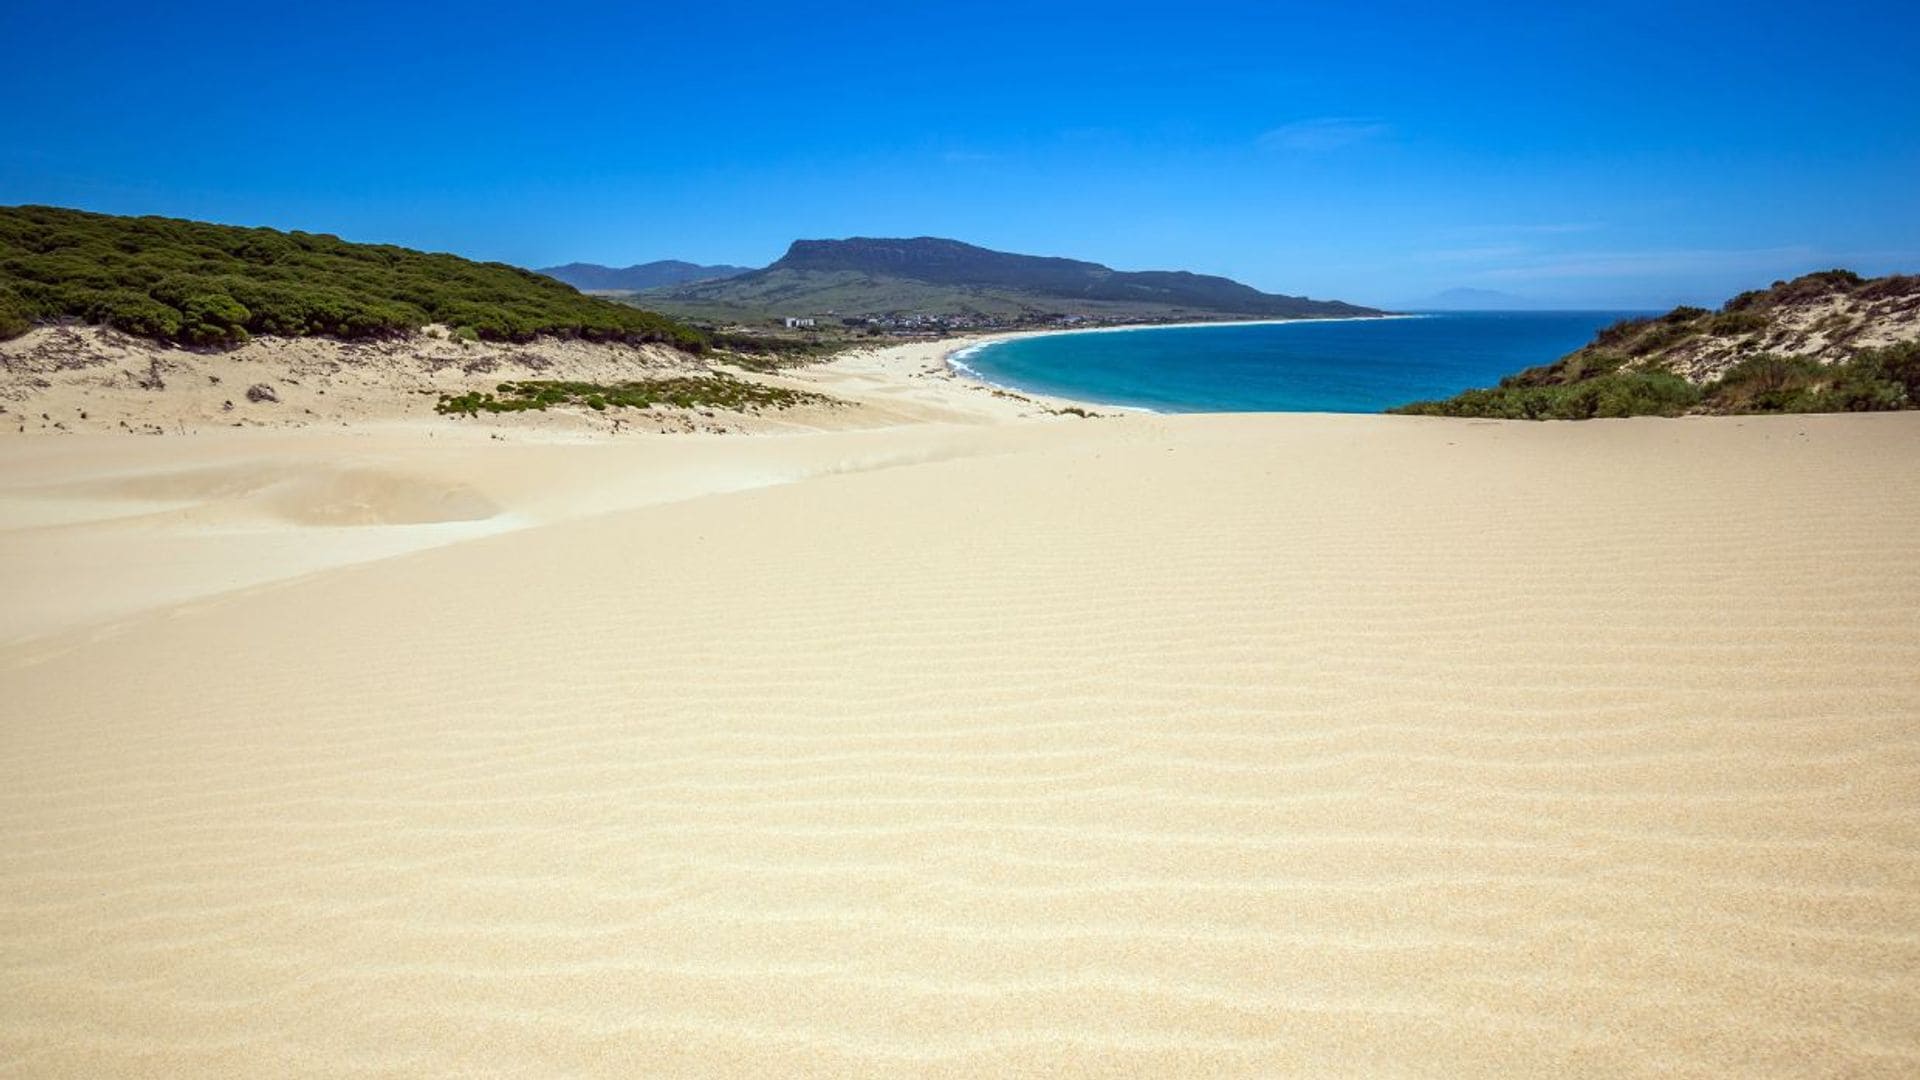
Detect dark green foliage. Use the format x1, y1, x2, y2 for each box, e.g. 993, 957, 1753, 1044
1395, 343, 1920, 420
0, 284, 39, 338
1858, 274, 1920, 300
1592, 316, 1654, 349
1582, 309, 1708, 359
1496, 349, 1629, 390
1706, 342, 1920, 414
1705, 310, 1768, 337
705, 330, 849, 363
1635, 321, 1701, 353
1865, 340, 1920, 399
1392, 370, 1701, 420
1702, 354, 1826, 412
1725, 269, 1872, 312
1700, 346, 1920, 413
436, 376, 834, 417
0, 205, 706, 350
1392, 270, 1920, 420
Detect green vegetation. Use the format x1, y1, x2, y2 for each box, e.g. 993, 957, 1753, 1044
1393, 341, 1920, 419
1392, 269, 1920, 419
1701, 343, 1920, 413
706, 330, 855, 370
1392, 370, 1703, 420
0, 205, 706, 350
636, 236, 1381, 324
435, 376, 834, 417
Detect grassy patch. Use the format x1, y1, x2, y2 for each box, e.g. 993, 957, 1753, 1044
436, 375, 835, 417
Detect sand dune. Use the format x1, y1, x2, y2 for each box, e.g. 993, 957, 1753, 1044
4, 407, 1920, 1076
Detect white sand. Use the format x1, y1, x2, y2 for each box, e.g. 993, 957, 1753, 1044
3, 338, 1920, 1076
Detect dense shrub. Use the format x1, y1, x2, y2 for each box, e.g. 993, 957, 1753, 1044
1392, 269, 1918, 420
0, 205, 706, 351
1857, 274, 1920, 301
1396, 342, 1919, 420
1706, 310, 1769, 336
1802, 341, 1920, 412
1593, 316, 1654, 348
1703, 354, 1825, 412
0, 285, 37, 338
1393, 370, 1701, 420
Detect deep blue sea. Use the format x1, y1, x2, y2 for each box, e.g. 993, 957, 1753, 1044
951, 312, 1652, 413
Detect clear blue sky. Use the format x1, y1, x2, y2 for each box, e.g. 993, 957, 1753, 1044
4, 0, 1916, 308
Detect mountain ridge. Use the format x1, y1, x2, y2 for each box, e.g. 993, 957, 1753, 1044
540, 260, 751, 292
640, 237, 1382, 323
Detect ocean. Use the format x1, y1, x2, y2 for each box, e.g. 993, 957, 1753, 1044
950, 311, 1652, 413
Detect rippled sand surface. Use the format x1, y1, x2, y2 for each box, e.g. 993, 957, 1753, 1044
4, 412, 1919, 1076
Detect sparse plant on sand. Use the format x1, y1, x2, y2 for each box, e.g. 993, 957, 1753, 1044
435, 375, 836, 417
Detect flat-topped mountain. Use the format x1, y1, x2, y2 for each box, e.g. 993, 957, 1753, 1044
1394, 270, 1920, 418
639, 237, 1381, 324
539, 260, 751, 292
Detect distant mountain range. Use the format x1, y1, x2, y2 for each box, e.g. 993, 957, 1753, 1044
630, 237, 1381, 323
540, 260, 751, 292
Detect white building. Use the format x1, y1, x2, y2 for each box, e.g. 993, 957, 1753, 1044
783, 317, 817, 329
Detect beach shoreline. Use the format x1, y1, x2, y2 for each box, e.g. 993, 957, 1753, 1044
931, 313, 1428, 411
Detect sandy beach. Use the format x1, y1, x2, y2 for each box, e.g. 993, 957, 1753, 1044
4, 338, 1920, 1076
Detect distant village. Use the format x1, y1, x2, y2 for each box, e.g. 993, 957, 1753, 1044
781, 311, 1096, 337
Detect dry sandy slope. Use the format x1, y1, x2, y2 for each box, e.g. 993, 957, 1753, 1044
3, 411, 1920, 1076
0, 325, 1082, 437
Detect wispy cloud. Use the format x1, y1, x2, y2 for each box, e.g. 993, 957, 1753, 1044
1257, 117, 1389, 153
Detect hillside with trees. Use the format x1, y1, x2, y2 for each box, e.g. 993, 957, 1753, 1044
0, 206, 705, 351
638, 237, 1381, 324
1392, 271, 1920, 419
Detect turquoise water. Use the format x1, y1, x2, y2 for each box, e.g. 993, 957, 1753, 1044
951, 312, 1651, 413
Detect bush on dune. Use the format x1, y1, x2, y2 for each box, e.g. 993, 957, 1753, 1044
1395, 342, 1920, 420
1393, 370, 1701, 420
435, 376, 834, 417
